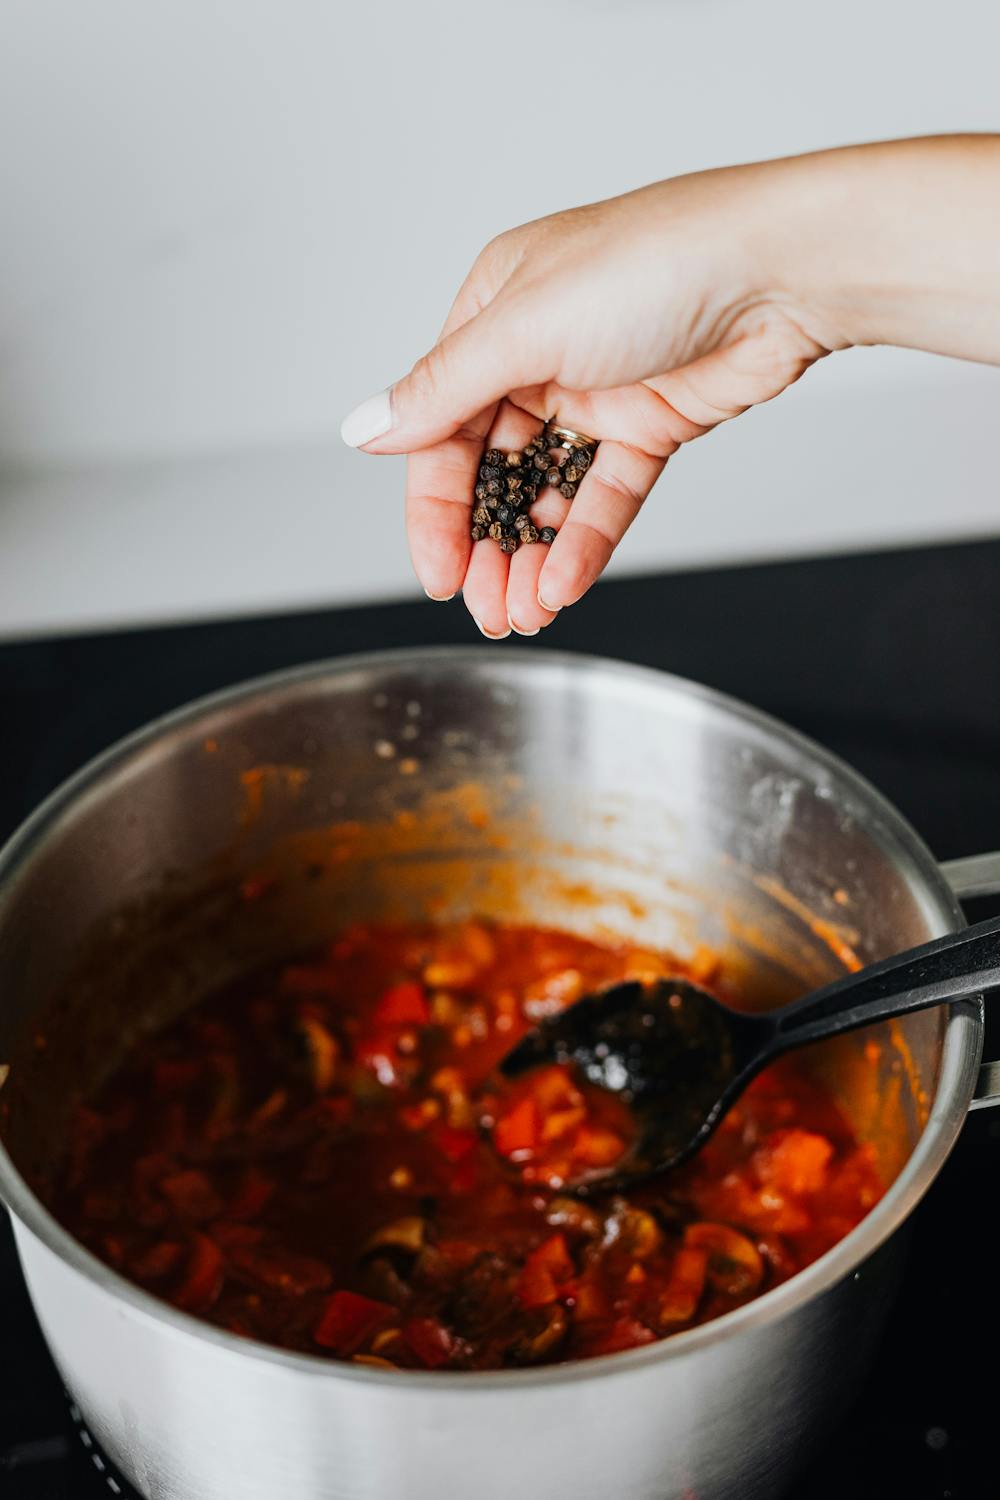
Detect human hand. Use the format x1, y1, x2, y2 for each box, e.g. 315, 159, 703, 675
341, 137, 1000, 636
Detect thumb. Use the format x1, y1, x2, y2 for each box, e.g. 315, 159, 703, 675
340, 300, 533, 454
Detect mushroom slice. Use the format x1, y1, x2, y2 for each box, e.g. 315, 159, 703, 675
508, 1304, 570, 1365
362, 1216, 428, 1259
683, 1222, 764, 1296
544, 1196, 603, 1239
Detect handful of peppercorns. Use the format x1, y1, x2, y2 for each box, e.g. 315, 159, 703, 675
471, 425, 596, 553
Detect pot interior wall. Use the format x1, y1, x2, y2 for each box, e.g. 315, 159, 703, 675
0, 655, 951, 1203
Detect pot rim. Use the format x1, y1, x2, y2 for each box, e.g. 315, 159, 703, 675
0, 646, 982, 1391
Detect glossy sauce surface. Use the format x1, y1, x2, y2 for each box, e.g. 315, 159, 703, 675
53, 922, 883, 1369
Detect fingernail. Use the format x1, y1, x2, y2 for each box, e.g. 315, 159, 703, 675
509, 620, 540, 637
340, 388, 393, 448
537, 592, 563, 614
472, 617, 511, 640
424, 588, 456, 602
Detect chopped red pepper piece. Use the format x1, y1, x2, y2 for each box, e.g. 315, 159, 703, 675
570, 1125, 628, 1169
531, 1065, 584, 1111
313, 1290, 393, 1353
517, 1234, 575, 1308
517, 1262, 558, 1308
159, 1170, 223, 1222
541, 1106, 586, 1143
403, 1316, 456, 1369
374, 982, 430, 1027
658, 1246, 708, 1326
174, 1233, 225, 1314
225, 1168, 275, 1222
563, 1272, 612, 1323
131, 1240, 183, 1280
493, 1096, 539, 1158
528, 1233, 574, 1281
433, 1238, 483, 1271
752, 1128, 833, 1197
586, 1316, 656, 1357
434, 1125, 478, 1164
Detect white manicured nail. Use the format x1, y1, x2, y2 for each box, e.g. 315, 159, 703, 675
424, 588, 456, 602
509, 620, 540, 636
340, 389, 393, 448
537, 593, 562, 614
473, 617, 511, 640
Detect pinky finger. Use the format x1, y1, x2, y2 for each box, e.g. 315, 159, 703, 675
536, 442, 664, 613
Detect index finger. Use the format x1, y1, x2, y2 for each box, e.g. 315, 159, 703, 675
405, 407, 497, 600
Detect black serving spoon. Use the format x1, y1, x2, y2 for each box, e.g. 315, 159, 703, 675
498, 913, 1000, 1193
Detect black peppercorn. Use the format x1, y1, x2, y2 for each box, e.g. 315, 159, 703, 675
474, 429, 597, 552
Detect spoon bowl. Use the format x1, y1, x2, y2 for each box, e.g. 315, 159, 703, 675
499, 977, 771, 1191
498, 913, 1000, 1192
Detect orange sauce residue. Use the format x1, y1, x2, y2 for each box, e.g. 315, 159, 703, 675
238, 766, 310, 827
751, 875, 863, 974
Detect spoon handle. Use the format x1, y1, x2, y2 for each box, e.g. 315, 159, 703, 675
771, 913, 1000, 1052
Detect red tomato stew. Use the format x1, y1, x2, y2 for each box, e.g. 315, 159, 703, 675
52, 922, 882, 1370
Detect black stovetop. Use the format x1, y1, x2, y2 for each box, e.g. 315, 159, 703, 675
3, 538, 1000, 1499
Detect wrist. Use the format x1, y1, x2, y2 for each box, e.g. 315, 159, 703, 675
736, 146, 876, 352
752, 136, 1000, 358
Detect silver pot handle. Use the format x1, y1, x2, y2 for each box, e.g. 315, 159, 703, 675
940, 852, 1000, 1109
940, 853, 1000, 901
970, 1061, 1000, 1110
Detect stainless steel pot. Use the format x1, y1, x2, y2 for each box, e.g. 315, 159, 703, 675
1, 648, 999, 1500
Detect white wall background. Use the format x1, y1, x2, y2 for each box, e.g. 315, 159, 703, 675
0, 0, 997, 636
